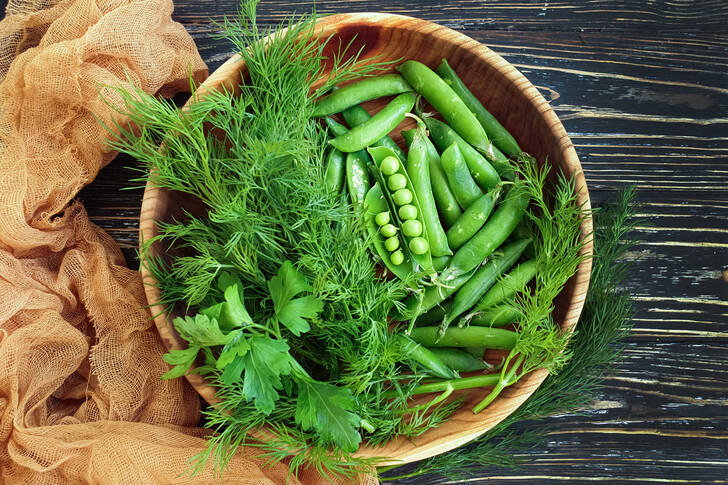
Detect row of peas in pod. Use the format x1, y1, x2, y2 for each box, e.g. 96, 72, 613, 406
317, 60, 540, 394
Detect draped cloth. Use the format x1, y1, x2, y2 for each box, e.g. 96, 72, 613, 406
0, 1, 373, 483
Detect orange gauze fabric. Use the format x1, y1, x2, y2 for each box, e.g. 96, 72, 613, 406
0, 1, 375, 483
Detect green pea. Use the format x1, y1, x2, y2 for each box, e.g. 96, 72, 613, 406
380, 156, 400, 176
375, 211, 390, 226
409, 237, 429, 255
393, 188, 413, 206
385, 236, 400, 252
381, 223, 398, 238
388, 173, 407, 191
402, 219, 423, 237
390, 250, 405, 266
398, 204, 418, 220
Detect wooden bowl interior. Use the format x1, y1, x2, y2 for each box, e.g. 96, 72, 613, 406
140, 12, 593, 466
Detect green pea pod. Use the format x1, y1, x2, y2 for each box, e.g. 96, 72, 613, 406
414, 300, 451, 327
409, 326, 517, 350
330, 93, 415, 152
396, 267, 475, 321
443, 184, 530, 282
324, 116, 349, 137
427, 347, 492, 372
425, 117, 502, 188
432, 255, 451, 272
342, 104, 407, 161
346, 151, 371, 207
368, 145, 434, 275
397, 334, 459, 380
407, 125, 452, 257
508, 218, 537, 259
363, 183, 413, 280
324, 147, 345, 194
313, 74, 412, 117
476, 259, 539, 311
327, 117, 374, 204
441, 142, 483, 209
436, 59, 521, 160
463, 347, 486, 359
446, 238, 531, 329
397, 60, 491, 153
447, 187, 501, 250
468, 305, 520, 327
403, 129, 462, 229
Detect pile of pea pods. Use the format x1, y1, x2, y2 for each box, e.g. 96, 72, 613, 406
317, 59, 540, 375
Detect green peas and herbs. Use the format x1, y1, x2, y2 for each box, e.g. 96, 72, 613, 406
105, 0, 589, 478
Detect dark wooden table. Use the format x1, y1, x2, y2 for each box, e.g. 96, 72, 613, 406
79, 1, 728, 483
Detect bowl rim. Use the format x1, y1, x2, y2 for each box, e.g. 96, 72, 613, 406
140, 11, 593, 467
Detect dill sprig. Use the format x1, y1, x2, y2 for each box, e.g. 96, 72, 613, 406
381, 187, 639, 481
466, 155, 590, 413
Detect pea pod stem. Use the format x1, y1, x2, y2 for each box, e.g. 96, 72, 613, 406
409, 326, 517, 350
436, 59, 521, 160
397, 268, 475, 320
382, 373, 500, 398
313, 74, 412, 117
472, 352, 525, 414
404, 383, 454, 414
414, 301, 451, 326
330, 93, 415, 152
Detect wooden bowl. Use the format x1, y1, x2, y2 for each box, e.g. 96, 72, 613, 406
140, 13, 593, 467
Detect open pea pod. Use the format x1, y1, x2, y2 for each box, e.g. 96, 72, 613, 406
363, 183, 414, 280
367, 146, 435, 276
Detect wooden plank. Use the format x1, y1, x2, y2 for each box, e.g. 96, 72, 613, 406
171, 0, 728, 33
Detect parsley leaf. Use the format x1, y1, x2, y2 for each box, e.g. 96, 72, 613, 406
276, 295, 323, 336
201, 272, 253, 331
241, 336, 294, 414
295, 379, 362, 452
161, 346, 201, 379
174, 313, 234, 347
268, 260, 322, 336
216, 331, 249, 369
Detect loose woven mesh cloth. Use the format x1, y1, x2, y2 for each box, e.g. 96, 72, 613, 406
0, 0, 375, 483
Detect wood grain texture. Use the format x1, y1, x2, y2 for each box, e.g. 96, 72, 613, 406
75, 1, 728, 483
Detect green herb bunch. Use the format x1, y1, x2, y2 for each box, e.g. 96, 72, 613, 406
100, 0, 612, 480
381, 187, 637, 481
104, 0, 458, 478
